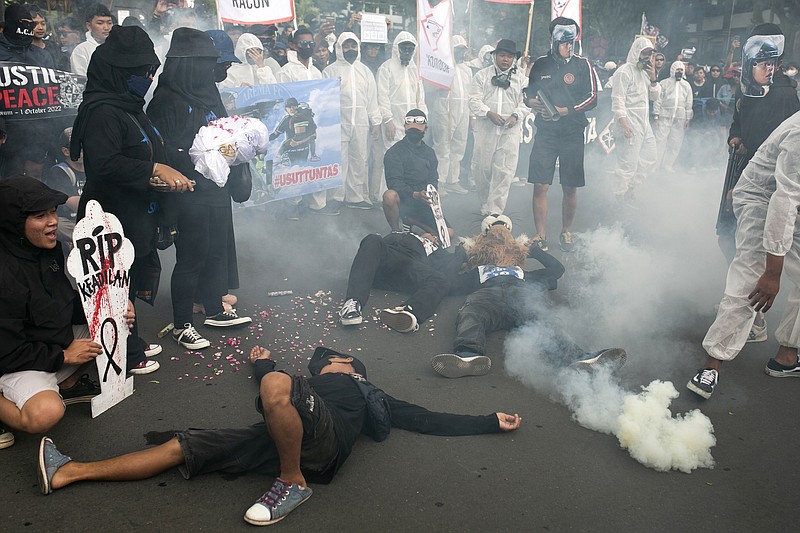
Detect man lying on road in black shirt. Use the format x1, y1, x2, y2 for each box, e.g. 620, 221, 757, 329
36, 345, 522, 526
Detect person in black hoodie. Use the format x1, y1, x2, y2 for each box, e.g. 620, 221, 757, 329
0, 176, 107, 448
715, 23, 800, 345
36, 345, 521, 526
146, 28, 252, 352
72, 25, 192, 375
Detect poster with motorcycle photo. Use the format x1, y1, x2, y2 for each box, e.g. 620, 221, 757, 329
220, 78, 342, 202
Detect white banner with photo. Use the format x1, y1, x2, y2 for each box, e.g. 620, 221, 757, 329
218, 0, 295, 25
418, 0, 454, 89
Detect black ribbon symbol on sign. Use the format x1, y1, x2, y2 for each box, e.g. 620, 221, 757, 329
101, 317, 122, 382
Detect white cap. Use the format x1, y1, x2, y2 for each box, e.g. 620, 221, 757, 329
481, 213, 513, 234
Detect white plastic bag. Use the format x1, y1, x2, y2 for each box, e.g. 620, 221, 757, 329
189, 115, 270, 187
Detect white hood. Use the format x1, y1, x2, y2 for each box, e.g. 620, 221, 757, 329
235, 33, 263, 64
391, 31, 418, 66
626, 37, 654, 66
334, 31, 361, 64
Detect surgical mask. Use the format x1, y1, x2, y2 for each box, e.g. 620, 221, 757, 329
343, 50, 358, 64
297, 47, 313, 59
675, 72, 683, 80
405, 129, 424, 143
126, 75, 152, 98
214, 63, 229, 83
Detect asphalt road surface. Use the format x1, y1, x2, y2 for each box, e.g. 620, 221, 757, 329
2, 149, 798, 532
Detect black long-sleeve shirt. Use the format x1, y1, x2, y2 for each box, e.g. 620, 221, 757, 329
384, 137, 438, 202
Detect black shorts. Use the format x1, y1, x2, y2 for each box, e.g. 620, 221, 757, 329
177, 375, 339, 479
528, 126, 586, 187
400, 197, 440, 233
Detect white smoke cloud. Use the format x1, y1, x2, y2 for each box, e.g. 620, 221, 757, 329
503, 170, 724, 473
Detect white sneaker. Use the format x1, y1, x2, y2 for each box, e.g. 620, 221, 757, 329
431, 353, 492, 378
172, 324, 210, 350
380, 306, 419, 333
444, 183, 470, 195
129, 359, 160, 375
339, 298, 363, 326
144, 343, 162, 357
0, 427, 14, 449
747, 320, 767, 343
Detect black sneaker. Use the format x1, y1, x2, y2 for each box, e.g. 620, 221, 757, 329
765, 358, 800, 377
172, 323, 210, 350
60, 374, 101, 406
339, 298, 363, 326
687, 368, 718, 399
0, 426, 14, 450
204, 309, 252, 328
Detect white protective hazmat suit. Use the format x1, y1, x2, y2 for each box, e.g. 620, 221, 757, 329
218, 33, 277, 89
323, 33, 381, 204
611, 37, 661, 196
653, 61, 693, 171
427, 35, 472, 188
703, 110, 800, 360
276, 50, 327, 210
468, 58, 527, 214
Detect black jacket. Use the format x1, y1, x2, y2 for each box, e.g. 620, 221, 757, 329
0, 181, 83, 376
524, 52, 598, 130
78, 104, 166, 257
728, 72, 800, 161
384, 137, 438, 202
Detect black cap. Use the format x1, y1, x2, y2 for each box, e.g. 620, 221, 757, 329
492, 39, 521, 58
166, 27, 219, 59
0, 175, 68, 213
99, 25, 159, 68
308, 347, 368, 378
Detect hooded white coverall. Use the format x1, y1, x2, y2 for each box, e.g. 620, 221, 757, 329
468, 61, 527, 214
653, 61, 693, 171
427, 35, 472, 188
218, 33, 277, 89
323, 33, 381, 204
703, 111, 800, 360
276, 51, 327, 210
611, 37, 661, 196
374, 32, 427, 197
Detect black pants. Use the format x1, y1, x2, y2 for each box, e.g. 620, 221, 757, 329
453, 278, 585, 366
172, 202, 230, 326
345, 233, 448, 323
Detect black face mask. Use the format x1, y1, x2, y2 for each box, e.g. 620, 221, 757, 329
297, 47, 314, 59
214, 63, 229, 83
675, 72, 683, 80
126, 75, 152, 98
276, 53, 288, 66
491, 67, 516, 89
405, 129, 424, 143
343, 50, 358, 64
398, 45, 415, 66
454, 49, 467, 63
261, 38, 275, 52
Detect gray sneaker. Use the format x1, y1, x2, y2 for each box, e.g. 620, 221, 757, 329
243, 478, 313, 526
431, 353, 492, 378
37, 437, 72, 495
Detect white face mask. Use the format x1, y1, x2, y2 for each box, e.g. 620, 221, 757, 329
786, 68, 798, 78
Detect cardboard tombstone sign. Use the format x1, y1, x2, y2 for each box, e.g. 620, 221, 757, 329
66, 200, 135, 417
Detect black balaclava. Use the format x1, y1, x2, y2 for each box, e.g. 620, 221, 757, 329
3, 4, 35, 47
308, 347, 368, 378
70, 26, 160, 161
398, 41, 415, 66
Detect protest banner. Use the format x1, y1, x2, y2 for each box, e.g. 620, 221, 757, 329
418, 0, 454, 89
0, 61, 85, 121
220, 78, 342, 202
361, 13, 388, 44
217, 0, 295, 25
66, 200, 135, 418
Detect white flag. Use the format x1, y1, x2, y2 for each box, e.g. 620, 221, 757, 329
418, 0, 454, 89
218, 0, 295, 25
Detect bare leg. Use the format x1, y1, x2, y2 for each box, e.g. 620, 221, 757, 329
702, 356, 722, 372
0, 391, 64, 433
259, 372, 306, 487
773, 345, 799, 367
561, 185, 577, 233
382, 189, 402, 232
532, 183, 549, 238
50, 437, 185, 490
